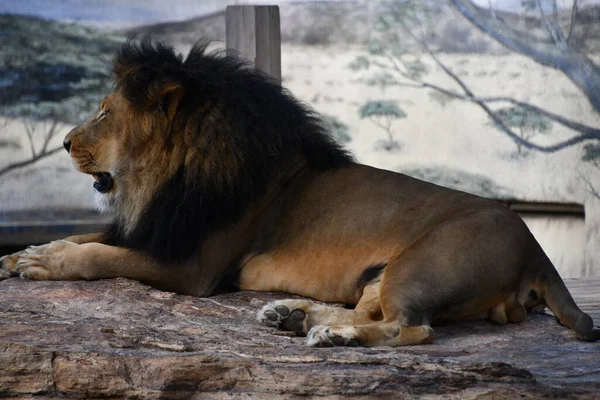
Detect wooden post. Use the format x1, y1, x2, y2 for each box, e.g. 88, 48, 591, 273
225, 5, 281, 82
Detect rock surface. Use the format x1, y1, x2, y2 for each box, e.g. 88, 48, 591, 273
0, 277, 598, 399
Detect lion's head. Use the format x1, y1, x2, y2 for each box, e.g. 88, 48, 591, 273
64, 38, 354, 263
63, 92, 128, 196
64, 41, 186, 216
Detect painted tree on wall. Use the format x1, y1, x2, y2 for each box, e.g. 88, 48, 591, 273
322, 115, 352, 144
353, 0, 600, 196
364, 0, 600, 151
359, 100, 406, 151
0, 100, 88, 176
582, 143, 600, 200
450, 0, 600, 197
492, 106, 552, 155
0, 14, 121, 176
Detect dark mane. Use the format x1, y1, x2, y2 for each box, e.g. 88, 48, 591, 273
106, 38, 355, 264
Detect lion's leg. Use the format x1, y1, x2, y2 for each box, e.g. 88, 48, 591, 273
63, 232, 106, 244
307, 322, 435, 347
0, 241, 197, 294
304, 211, 543, 347
258, 300, 360, 334
304, 259, 436, 347
0, 232, 106, 280
258, 280, 383, 334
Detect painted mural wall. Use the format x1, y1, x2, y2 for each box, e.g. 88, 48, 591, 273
0, 0, 598, 277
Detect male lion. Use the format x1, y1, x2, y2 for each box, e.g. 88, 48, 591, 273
1, 39, 598, 346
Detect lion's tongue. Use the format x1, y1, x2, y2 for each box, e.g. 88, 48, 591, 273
92, 172, 113, 193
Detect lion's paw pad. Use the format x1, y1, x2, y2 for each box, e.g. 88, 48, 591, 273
257, 302, 307, 333
306, 325, 361, 347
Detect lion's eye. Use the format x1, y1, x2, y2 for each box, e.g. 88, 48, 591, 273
95, 110, 108, 121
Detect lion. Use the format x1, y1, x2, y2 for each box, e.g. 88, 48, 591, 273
1, 38, 598, 346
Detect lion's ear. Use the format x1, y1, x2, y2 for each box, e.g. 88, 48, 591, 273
157, 82, 184, 120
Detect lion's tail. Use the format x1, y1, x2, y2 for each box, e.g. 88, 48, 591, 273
538, 253, 599, 341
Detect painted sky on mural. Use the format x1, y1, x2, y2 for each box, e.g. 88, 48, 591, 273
0, 0, 587, 29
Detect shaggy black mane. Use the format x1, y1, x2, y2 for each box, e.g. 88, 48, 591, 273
106, 38, 354, 264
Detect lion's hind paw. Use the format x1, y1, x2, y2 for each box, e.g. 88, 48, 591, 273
257, 300, 309, 334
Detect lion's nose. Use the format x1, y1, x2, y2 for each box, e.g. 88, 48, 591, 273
63, 139, 72, 153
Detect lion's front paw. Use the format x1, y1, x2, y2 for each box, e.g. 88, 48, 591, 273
2, 240, 78, 280
306, 325, 361, 347
257, 300, 312, 334
0, 250, 26, 280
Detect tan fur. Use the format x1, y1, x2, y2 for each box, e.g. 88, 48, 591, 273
1, 88, 598, 347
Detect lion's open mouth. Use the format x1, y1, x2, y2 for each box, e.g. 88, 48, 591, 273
91, 172, 113, 193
